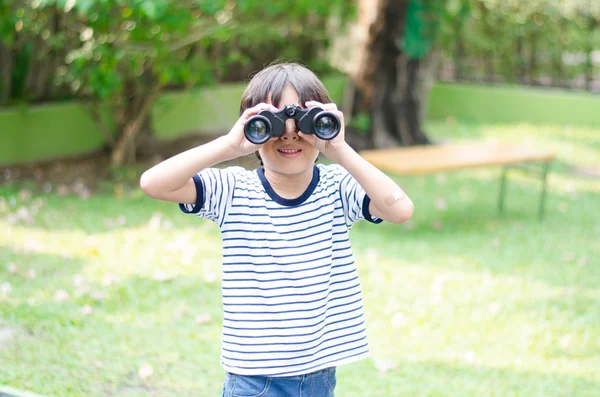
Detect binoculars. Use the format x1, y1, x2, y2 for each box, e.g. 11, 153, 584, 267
244, 104, 340, 144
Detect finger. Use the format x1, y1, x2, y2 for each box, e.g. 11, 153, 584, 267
240, 103, 277, 121
305, 100, 324, 108
249, 102, 275, 115
305, 101, 339, 112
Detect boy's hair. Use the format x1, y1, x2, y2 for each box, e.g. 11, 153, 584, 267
239, 62, 332, 165
240, 62, 332, 116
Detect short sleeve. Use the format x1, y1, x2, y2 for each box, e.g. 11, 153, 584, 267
178, 166, 242, 226
334, 165, 383, 227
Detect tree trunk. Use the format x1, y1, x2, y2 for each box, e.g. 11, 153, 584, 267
395, 55, 432, 145
351, 0, 434, 149
110, 81, 161, 166
528, 27, 540, 86
371, 44, 401, 148
516, 34, 526, 84
453, 20, 465, 81
585, 17, 596, 91
0, 41, 12, 104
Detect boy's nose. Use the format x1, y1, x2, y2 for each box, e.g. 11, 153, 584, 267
281, 119, 299, 140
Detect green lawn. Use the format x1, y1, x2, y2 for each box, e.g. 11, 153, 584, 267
1, 120, 599, 397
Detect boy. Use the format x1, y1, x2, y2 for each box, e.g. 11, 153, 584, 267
140, 62, 413, 396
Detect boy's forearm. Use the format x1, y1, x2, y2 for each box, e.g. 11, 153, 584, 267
331, 144, 414, 224
140, 136, 237, 194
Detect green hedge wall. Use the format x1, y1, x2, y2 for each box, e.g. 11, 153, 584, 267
1, 79, 598, 166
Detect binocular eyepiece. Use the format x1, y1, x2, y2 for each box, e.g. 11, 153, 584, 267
244, 105, 340, 144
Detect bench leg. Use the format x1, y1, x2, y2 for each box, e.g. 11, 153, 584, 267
538, 161, 551, 221
498, 166, 509, 214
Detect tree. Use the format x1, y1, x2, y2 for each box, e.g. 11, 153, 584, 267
348, 0, 445, 148
3, 0, 355, 166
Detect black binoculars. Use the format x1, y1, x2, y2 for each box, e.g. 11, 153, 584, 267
244, 104, 340, 144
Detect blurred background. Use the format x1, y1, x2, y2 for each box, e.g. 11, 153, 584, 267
1, 1, 599, 396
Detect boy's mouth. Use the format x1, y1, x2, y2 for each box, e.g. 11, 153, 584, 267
277, 148, 302, 158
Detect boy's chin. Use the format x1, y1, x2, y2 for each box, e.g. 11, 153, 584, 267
266, 160, 315, 174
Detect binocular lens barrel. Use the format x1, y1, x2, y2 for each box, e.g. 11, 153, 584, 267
313, 114, 339, 140
245, 117, 271, 144
243, 106, 340, 144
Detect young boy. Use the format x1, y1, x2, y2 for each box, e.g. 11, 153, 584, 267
140, 62, 413, 396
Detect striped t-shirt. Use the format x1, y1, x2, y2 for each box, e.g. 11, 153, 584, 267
179, 163, 382, 377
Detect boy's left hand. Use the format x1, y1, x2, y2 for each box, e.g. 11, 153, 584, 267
299, 101, 350, 160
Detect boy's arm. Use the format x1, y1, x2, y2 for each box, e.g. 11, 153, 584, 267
331, 144, 414, 225
140, 136, 237, 204
299, 100, 413, 225
140, 102, 277, 204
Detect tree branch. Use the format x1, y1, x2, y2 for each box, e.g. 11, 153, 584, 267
86, 100, 116, 147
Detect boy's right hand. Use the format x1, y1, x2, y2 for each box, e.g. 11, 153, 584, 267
224, 102, 279, 157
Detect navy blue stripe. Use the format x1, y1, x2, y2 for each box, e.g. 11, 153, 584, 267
261, 349, 369, 377
224, 312, 363, 332
224, 296, 361, 322
222, 335, 367, 362
223, 219, 345, 235
222, 269, 355, 291
222, 259, 353, 276
223, 343, 369, 371
222, 252, 352, 268
222, 263, 352, 282
222, 315, 363, 341
224, 236, 338, 251
178, 174, 204, 214
223, 288, 361, 308
230, 189, 338, 210
223, 328, 365, 355
362, 194, 383, 224
228, 202, 342, 219
223, 243, 339, 259
223, 229, 348, 244
223, 319, 365, 346
219, 170, 235, 227
224, 211, 341, 227
224, 292, 358, 316
222, 277, 359, 300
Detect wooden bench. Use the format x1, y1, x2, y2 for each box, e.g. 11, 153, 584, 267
359, 141, 555, 220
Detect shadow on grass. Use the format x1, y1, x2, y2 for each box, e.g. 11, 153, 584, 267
0, 184, 195, 233
0, 245, 86, 300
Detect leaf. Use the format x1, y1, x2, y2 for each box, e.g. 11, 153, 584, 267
74, 0, 94, 14
141, 0, 157, 19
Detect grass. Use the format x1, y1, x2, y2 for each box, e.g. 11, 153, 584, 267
1, 119, 599, 396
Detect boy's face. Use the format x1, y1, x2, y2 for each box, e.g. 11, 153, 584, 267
258, 86, 319, 175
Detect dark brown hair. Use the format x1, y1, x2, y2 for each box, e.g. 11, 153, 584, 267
240, 62, 332, 165
240, 62, 332, 115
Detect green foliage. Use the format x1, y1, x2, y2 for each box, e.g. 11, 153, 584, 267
437, 0, 600, 87
1, 0, 355, 104
403, 0, 445, 59
0, 0, 355, 164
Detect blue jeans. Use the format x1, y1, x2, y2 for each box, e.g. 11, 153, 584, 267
222, 367, 336, 397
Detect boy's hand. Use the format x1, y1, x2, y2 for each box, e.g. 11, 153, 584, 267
299, 101, 350, 161
224, 102, 279, 157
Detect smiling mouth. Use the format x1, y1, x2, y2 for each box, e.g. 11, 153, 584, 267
278, 148, 302, 154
